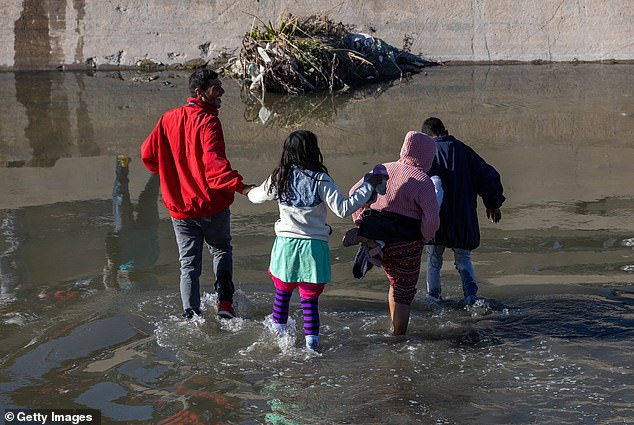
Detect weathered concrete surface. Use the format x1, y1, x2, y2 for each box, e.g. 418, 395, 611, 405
1, 0, 633, 70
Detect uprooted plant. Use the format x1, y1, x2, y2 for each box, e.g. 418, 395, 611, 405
235, 14, 434, 94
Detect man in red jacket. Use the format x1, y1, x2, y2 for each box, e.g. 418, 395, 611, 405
141, 69, 254, 320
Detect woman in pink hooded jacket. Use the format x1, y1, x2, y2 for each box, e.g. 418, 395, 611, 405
348, 131, 440, 335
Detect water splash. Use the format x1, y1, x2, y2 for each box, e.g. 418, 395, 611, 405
621, 237, 634, 247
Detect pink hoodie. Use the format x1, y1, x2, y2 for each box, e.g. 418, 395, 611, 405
350, 131, 440, 242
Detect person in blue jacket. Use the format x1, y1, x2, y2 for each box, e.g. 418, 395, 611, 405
421, 117, 505, 305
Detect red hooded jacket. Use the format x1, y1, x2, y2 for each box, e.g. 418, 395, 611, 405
141, 98, 245, 219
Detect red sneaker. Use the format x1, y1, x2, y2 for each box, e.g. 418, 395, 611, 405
217, 300, 236, 319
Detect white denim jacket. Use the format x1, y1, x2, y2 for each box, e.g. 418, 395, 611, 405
248, 167, 373, 241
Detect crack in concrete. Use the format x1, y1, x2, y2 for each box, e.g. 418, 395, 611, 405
472, 0, 491, 61
470, 0, 476, 58
523, 0, 565, 44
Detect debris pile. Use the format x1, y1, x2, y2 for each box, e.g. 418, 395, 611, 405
229, 14, 436, 94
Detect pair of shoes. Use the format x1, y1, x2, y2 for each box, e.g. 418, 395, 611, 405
464, 295, 479, 306
182, 307, 202, 320
305, 335, 318, 351
352, 244, 372, 279
217, 300, 236, 319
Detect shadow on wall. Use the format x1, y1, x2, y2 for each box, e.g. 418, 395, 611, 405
14, 0, 87, 70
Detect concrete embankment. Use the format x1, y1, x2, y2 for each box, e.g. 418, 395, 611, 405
2, 0, 633, 70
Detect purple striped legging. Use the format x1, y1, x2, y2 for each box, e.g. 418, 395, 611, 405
269, 273, 324, 336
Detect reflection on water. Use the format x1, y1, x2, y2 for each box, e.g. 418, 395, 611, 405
0, 65, 633, 424
104, 155, 160, 290
240, 81, 393, 128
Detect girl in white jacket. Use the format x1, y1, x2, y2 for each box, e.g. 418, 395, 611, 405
248, 130, 380, 350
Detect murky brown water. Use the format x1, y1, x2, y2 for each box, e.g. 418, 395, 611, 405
1, 65, 633, 424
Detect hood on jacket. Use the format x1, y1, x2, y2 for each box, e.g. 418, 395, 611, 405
398, 131, 436, 172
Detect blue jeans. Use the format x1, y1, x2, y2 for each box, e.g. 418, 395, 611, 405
425, 245, 478, 299
171, 209, 234, 311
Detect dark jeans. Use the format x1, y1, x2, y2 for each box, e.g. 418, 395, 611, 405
171, 209, 234, 311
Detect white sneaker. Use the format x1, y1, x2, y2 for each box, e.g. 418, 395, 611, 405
271, 322, 287, 335
305, 335, 318, 350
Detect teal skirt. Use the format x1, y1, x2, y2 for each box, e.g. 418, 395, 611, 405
269, 237, 331, 283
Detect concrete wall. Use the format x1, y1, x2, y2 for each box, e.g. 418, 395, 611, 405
2, 0, 633, 70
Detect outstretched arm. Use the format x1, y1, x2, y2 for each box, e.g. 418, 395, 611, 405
240, 184, 257, 196
201, 119, 246, 194
470, 147, 505, 211
247, 176, 275, 204
319, 175, 374, 218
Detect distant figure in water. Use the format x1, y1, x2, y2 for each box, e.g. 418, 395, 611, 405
347, 131, 440, 335
421, 117, 505, 305
247, 130, 382, 350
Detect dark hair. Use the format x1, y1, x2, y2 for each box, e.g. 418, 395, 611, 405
188, 69, 219, 96
269, 130, 328, 200
422, 117, 448, 137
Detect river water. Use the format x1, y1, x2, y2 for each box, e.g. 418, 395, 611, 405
0, 64, 633, 424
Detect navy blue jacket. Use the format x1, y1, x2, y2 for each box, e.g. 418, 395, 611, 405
427, 135, 505, 250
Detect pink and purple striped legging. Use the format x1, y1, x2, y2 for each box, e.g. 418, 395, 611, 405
269, 271, 325, 336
